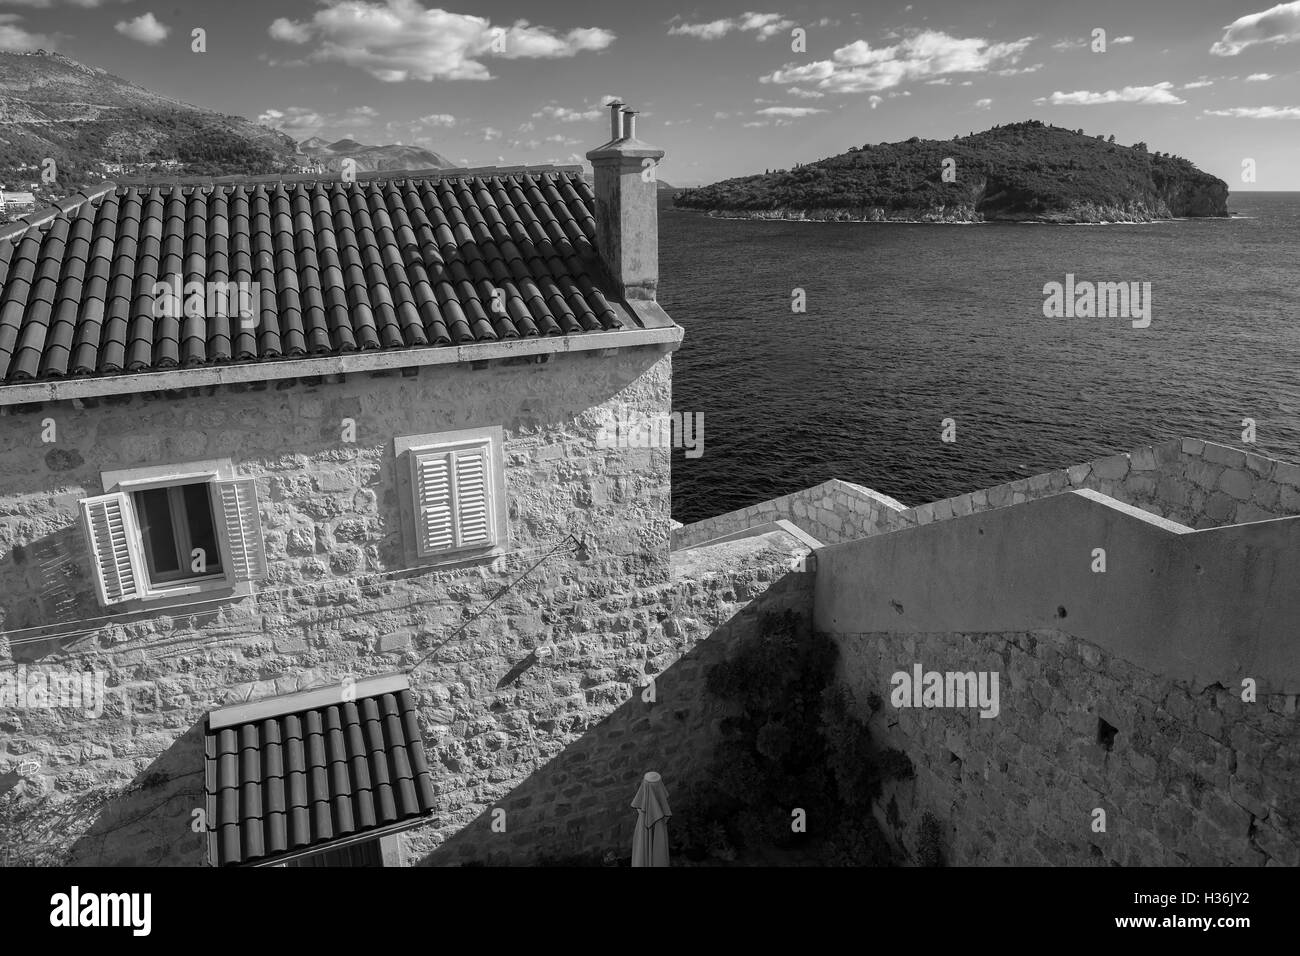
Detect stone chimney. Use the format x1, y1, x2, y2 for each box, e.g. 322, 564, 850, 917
585, 102, 665, 301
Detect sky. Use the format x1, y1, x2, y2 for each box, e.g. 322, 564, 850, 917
2, 0, 1299, 187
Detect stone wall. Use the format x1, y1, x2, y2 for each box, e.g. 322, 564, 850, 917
420, 536, 814, 865
673, 438, 1300, 551
671, 479, 908, 550
833, 628, 1300, 866
0, 346, 701, 865
909, 438, 1300, 532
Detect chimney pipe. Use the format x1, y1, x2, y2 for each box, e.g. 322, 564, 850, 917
585, 103, 664, 301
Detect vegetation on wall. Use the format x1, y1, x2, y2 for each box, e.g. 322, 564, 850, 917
671, 610, 912, 865
915, 811, 946, 867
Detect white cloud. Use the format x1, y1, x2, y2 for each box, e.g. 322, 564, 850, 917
669, 11, 795, 42
1246, 72, 1275, 80
974, 97, 993, 109
0, 13, 52, 51
738, 12, 795, 40
481, 126, 502, 141
1183, 79, 1215, 88
258, 107, 328, 138
787, 86, 825, 98
868, 94, 883, 108
267, 1, 615, 82
742, 120, 768, 127
1036, 82, 1186, 106
668, 17, 733, 40
0, 0, 124, 7
755, 106, 827, 117
761, 29, 1034, 94
498, 22, 613, 59
995, 63, 1041, 76
115, 12, 169, 45
269, 17, 311, 43
533, 104, 602, 122
1204, 105, 1300, 118
420, 113, 456, 126
1054, 34, 1130, 50
1211, 1, 1300, 55
532, 96, 620, 124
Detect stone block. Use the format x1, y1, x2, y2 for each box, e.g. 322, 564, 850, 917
1185, 460, 1224, 491
1204, 492, 1235, 522
1091, 454, 1129, 481
1274, 461, 1300, 489
1233, 502, 1275, 524
1181, 438, 1205, 456
1201, 443, 1247, 468
1217, 468, 1254, 501
1130, 446, 1157, 471
1244, 453, 1275, 478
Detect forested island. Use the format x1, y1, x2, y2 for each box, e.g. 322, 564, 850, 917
674, 120, 1229, 223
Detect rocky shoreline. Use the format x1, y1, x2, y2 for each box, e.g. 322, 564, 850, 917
693, 201, 1230, 224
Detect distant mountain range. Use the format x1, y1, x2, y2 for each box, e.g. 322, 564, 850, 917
674, 120, 1229, 223
296, 136, 455, 172
0, 50, 297, 193
0, 50, 460, 211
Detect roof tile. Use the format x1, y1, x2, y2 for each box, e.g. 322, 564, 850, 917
204, 682, 436, 866
0, 168, 631, 387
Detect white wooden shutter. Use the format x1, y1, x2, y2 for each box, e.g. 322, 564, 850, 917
80, 492, 144, 605
412, 450, 454, 555
453, 445, 493, 548
215, 478, 267, 581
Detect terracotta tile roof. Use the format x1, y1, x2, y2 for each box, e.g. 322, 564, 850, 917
204, 684, 436, 866
0, 167, 624, 386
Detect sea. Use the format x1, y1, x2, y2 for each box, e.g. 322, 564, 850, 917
659, 191, 1300, 525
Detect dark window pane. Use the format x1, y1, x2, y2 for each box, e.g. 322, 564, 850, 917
134, 488, 179, 575
182, 483, 222, 574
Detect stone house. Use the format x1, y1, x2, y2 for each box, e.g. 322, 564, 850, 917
0, 104, 685, 866
0, 192, 37, 221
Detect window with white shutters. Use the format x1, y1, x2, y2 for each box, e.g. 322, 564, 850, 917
80, 493, 144, 605
216, 478, 268, 581
79, 466, 268, 607
409, 440, 498, 557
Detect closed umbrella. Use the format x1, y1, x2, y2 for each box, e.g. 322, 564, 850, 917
630, 771, 671, 867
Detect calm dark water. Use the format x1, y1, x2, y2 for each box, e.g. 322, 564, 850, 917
660, 192, 1300, 525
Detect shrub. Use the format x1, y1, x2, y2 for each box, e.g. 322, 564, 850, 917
688, 611, 900, 864
916, 812, 946, 867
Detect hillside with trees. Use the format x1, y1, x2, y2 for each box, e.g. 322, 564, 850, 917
674, 121, 1229, 223
0, 50, 297, 201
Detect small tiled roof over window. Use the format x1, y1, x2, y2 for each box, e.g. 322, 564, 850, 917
0, 167, 624, 385
204, 674, 436, 866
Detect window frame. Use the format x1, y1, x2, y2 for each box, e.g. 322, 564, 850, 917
89, 458, 262, 606
129, 480, 227, 585
108, 467, 234, 600
395, 426, 508, 569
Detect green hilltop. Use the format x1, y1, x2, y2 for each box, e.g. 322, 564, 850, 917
674, 120, 1229, 223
